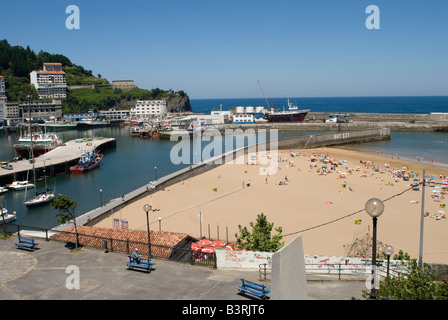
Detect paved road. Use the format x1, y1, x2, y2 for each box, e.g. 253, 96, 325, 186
0, 235, 366, 301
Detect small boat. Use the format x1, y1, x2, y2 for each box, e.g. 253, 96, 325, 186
69, 149, 104, 173
7, 181, 35, 191
0, 186, 9, 194
24, 190, 55, 208
0, 208, 16, 225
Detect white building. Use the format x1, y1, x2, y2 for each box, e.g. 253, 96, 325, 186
98, 108, 131, 120
0, 75, 5, 97
233, 113, 255, 124
130, 100, 167, 119
30, 63, 67, 99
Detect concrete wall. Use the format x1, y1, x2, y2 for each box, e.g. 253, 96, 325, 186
275, 128, 390, 150
215, 250, 273, 269
271, 235, 308, 300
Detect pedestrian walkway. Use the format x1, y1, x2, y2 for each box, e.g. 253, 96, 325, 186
0, 235, 366, 300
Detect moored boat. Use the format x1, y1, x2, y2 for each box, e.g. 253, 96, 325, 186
24, 190, 55, 208
14, 132, 63, 159
7, 181, 35, 191
69, 149, 104, 173
0, 208, 16, 225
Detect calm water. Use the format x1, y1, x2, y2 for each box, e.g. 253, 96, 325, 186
1, 96, 447, 229
191, 96, 448, 114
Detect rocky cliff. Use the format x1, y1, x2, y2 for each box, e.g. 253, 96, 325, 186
164, 94, 193, 113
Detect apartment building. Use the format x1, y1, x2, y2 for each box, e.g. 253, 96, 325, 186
130, 100, 167, 119
0, 75, 5, 97
30, 63, 67, 99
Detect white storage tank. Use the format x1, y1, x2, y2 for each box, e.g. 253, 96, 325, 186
235, 106, 244, 114
255, 106, 265, 113
246, 106, 254, 113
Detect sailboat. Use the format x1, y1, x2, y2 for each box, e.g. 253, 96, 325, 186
24, 160, 55, 209
23, 106, 55, 208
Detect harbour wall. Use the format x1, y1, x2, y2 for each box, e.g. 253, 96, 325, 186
275, 128, 391, 150
68, 128, 390, 229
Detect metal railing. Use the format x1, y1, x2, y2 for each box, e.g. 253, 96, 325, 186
258, 262, 405, 281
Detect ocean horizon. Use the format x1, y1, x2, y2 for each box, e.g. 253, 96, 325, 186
190, 96, 448, 115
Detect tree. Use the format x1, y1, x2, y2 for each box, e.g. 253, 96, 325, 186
366, 259, 448, 300
50, 194, 80, 250
235, 213, 284, 252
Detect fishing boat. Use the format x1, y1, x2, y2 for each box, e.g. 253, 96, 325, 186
0, 208, 16, 225
263, 99, 310, 123
257, 81, 310, 123
69, 149, 104, 173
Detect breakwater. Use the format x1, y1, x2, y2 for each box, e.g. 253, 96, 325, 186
276, 128, 391, 150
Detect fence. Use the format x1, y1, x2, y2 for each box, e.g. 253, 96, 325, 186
9, 223, 216, 268
258, 262, 405, 281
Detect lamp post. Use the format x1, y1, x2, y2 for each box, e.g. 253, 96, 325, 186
383, 245, 394, 279
99, 189, 103, 207
144, 204, 152, 258
154, 166, 158, 181
365, 198, 385, 299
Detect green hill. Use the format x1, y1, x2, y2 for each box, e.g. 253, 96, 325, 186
0, 39, 192, 113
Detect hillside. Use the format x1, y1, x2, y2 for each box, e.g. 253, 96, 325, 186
0, 39, 192, 113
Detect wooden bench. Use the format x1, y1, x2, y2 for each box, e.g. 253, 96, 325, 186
126, 256, 155, 273
237, 278, 270, 300
15, 236, 39, 251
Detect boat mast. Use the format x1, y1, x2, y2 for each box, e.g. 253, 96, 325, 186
28, 96, 37, 196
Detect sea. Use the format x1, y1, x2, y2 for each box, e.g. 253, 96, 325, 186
1, 96, 447, 230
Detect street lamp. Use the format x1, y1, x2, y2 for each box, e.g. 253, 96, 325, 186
365, 198, 385, 299
383, 245, 394, 279
154, 166, 158, 181
144, 204, 152, 258
99, 189, 103, 207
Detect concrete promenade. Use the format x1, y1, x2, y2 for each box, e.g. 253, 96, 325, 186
0, 235, 366, 300
0, 137, 116, 185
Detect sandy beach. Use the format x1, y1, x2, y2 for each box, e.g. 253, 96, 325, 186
93, 147, 448, 264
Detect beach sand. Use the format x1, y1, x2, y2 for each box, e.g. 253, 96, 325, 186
93, 147, 448, 264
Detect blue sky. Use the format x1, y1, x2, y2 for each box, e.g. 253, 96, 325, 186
1, 0, 447, 99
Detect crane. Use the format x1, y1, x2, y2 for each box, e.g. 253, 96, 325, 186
257, 80, 271, 110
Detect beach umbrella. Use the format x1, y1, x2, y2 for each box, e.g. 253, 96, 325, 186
201, 247, 215, 253
198, 239, 212, 246
211, 240, 225, 248
191, 243, 201, 251
226, 243, 239, 250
